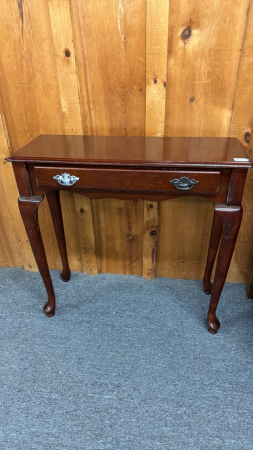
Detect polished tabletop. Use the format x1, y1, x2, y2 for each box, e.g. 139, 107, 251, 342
7, 135, 252, 169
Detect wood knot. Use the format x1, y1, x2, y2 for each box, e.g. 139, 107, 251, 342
181, 27, 192, 41
245, 132, 251, 143
64, 49, 71, 58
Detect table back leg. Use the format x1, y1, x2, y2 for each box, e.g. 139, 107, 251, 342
46, 190, 71, 282
203, 209, 223, 295
18, 196, 56, 317
207, 205, 243, 334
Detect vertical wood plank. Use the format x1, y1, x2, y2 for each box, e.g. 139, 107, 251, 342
143, 0, 169, 278
143, 201, 159, 279
0, 0, 65, 150
0, 109, 22, 268
71, 0, 146, 275
156, 197, 214, 280
48, 0, 83, 135
0, 3, 39, 150
70, 0, 146, 135
229, 0, 253, 148
0, 181, 23, 268
145, 0, 169, 137
0, 102, 36, 270
48, 0, 98, 274
73, 196, 98, 275
93, 199, 143, 275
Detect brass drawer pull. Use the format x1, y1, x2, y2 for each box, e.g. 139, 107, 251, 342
170, 176, 199, 190
53, 173, 79, 186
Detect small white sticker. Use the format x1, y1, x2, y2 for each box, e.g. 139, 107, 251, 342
234, 158, 250, 161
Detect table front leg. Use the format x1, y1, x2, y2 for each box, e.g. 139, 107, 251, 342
18, 196, 55, 317
46, 190, 71, 282
203, 209, 223, 295
207, 205, 242, 334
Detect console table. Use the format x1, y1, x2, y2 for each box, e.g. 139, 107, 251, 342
7, 135, 252, 334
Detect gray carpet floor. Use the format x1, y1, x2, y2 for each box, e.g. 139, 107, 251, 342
0, 267, 253, 449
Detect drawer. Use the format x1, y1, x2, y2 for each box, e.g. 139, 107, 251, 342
34, 166, 221, 194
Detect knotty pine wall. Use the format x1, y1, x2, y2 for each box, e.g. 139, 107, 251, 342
0, 0, 253, 283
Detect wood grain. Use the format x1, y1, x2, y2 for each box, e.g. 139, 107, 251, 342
71, 0, 146, 275
0, 102, 35, 270
0, 1, 39, 150
156, 197, 214, 280
0, 106, 21, 268
164, 0, 251, 137
0, 0, 64, 149
145, 0, 169, 137
48, 0, 83, 135
93, 198, 143, 275
70, 0, 146, 135
229, 0, 253, 148
0, 181, 22, 268
73, 195, 98, 275
143, 0, 169, 279
143, 201, 159, 279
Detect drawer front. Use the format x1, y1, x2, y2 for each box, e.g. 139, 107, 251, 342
34, 166, 221, 194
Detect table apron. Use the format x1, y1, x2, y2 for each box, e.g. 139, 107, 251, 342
27, 165, 232, 203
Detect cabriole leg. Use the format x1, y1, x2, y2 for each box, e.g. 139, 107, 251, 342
203, 209, 223, 295
18, 196, 55, 317
207, 205, 243, 334
46, 190, 71, 282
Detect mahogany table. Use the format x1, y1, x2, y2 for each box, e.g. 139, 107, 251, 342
7, 135, 252, 334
